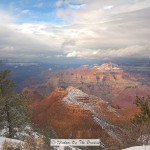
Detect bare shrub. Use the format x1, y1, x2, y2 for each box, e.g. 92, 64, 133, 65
2, 140, 23, 150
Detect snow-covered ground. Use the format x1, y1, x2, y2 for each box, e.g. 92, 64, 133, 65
0, 137, 23, 149
123, 145, 150, 150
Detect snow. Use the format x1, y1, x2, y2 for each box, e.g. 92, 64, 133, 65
0, 129, 7, 137
63, 86, 88, 105
138, 135, 150, 145
93, 115, 118, 140
123, 145, 150, 150
0, 137, 23, 149
63, 86, 104, 114
93, 63, 122, 72
0, 125, 39, 140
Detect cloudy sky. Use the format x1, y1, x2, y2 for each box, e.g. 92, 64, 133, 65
0, 0, 150, 63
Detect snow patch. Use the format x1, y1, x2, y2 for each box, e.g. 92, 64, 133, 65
122, 145, 150, 150
63, 87, 102, 113
93, 115, 118, 139
63, 86, 88, 105
93, 63, 122, 72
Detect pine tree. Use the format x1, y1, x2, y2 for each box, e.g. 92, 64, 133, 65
0, 61, 30, 138
130, 96, 150, 146
131, 95, 150, 124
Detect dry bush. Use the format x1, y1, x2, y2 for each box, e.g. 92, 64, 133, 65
2, 136, 55, 150
2, 140, 23, 150
23, 135, 55, 150
118, 121, 150, 149
23, 135, 45, 150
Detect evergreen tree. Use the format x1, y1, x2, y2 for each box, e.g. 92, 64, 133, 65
0, 62, 30, 138
132, 95, 150, 124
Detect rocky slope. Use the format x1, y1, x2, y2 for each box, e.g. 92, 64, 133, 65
29, 86, 139, 149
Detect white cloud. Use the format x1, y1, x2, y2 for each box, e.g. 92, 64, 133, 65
0, 0, 150, 63
55, 0, 63, 7
21, 10, 30, 14
66, 51, 77, 57
104, 5, 113, 10
0, 10, 15, 23
69, 4, 86, 9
